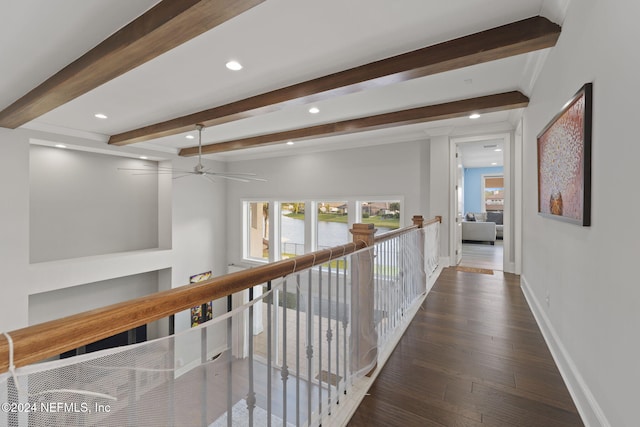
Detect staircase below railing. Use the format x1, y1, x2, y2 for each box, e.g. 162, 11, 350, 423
0, 215, 441, 427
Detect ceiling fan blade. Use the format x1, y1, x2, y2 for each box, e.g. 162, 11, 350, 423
214, 175, 251, 183
172, 174, 193, 180
208, 172, 264, 178
131, 172, 175, 175
215, 173, 259, 177
238, 176, 267, 182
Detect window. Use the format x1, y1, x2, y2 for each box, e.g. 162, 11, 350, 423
280, 202, 305, 258
483, 176, 504, 212
360, 201, 401, 235
244, 198, 402, 262
246, 202, 269, 261
317, 201, 349, 249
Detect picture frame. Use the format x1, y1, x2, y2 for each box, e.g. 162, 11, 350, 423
537, 83, 592, 226
190, 271, 213, 327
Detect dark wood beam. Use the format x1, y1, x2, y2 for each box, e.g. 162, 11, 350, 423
112, 16, 558, 146
0, 0, 265, 129
179, 91, 529, 156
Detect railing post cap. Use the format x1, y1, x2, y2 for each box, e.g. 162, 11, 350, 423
351, 223, 375, 232
412, 215, 425, 228
350, 222, 377, 246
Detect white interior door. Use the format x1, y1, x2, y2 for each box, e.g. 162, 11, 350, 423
455, 146, 463, 265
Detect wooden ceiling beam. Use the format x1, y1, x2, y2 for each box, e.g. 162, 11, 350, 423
0, 0, 265, 129
179, 91, 529, 156
112, 16, 558, 146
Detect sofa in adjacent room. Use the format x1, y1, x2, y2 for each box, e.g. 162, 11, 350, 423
462, 211, 504, 244
486, 211, 504, 239
462, 220, 496, 244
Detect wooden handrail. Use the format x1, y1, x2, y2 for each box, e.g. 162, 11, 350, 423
374, 225, 418, 243
425, 216, 443, 226
0, 217, 440, 372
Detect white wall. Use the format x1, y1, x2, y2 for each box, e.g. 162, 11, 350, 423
225, 140, 430, 264
429, 135, 450, 261
523, 2, 640, 426
28, 271, 160, 325
29, 145, 159, 262
0, 127, 228, 338
0, 128, 30, 331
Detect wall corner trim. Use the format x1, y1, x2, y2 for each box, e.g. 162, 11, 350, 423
520, 275, 610, 427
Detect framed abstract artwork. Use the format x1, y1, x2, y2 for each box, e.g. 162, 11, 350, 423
190, 271, 213, 327
537, 83, 592, 226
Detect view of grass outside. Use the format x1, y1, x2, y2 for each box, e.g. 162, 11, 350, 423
249, 200, 401, 261
281, 202, 305, 257
285, 212, 400, 229
286, 202, 400, 229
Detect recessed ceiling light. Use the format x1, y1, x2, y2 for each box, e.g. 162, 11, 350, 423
139, 156, 148, 160
469, 113, 481, 119
286, 141, 294, 145
494, 148, 503, 152
226, 60, 243, 71
55, 144, 66, 149
186, 135, 195, 140
309, 107, 320, 114
94, 113, 108, 119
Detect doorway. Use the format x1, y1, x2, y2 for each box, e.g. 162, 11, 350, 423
450, 133, 514, 273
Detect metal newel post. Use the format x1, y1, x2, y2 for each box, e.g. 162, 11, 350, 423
349, 223, 378, 377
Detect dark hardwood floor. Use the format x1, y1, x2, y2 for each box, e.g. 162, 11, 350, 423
348, 268, 583, 427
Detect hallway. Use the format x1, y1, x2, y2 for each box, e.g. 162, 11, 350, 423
459, 241, 504, 272
348, 268, 583, 426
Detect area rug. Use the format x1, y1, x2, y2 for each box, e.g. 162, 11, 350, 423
316, 370, 342, 387
455, 266, 494, 275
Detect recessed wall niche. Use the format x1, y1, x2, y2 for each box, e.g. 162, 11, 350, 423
28, 269, 172, 342
29, 144, 160, 263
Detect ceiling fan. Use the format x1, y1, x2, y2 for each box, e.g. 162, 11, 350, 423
119, 124, 266, 183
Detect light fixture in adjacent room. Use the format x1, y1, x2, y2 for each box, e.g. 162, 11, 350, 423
94, 113, 108, 119
225, 60, 243, 71
309, 107, 320, 114
54, 144, 66, 149
139, 156, 148, 160
491, 162, 498, 166
494, 148, 503, 152
186, 134, 195, 140
286, 141, 294, 145
469, 113, 481, 119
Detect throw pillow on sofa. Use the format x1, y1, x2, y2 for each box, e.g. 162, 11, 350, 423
486, 211, 503, 225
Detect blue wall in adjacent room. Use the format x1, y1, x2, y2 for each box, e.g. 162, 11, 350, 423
464, 166, 503, 214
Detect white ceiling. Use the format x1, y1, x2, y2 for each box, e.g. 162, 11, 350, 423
458, 139, 505, 168
1, 0, 567, 164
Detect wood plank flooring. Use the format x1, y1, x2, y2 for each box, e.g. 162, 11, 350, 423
348, 268, 583, 427
459, 241, 504, 271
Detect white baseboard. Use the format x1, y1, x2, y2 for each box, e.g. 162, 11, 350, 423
175, 344, 228, 378
520, 275, 610, 427
439, 256, 451, 268
427, 264, 444, 293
